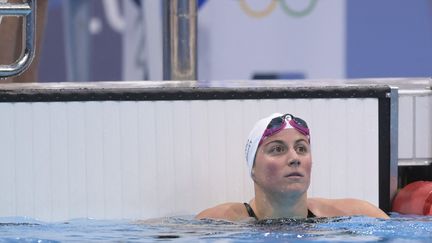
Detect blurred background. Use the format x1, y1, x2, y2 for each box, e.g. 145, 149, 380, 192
38, 0, 432, 82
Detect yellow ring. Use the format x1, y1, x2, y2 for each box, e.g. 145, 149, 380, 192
238, 0, 278, 19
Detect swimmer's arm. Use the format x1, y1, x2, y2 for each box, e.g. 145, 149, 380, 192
195, 203, 247, 221
339, 199, 389, 219
309, 198, 389, 219
195, 206, 225, 220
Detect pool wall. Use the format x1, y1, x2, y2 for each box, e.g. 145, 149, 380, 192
0, 80, 399, 221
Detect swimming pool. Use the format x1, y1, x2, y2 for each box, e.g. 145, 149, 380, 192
1, 214, 431, 242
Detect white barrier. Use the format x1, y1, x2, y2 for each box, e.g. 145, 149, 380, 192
0, 80, 396, 221
398, 90, 432, 166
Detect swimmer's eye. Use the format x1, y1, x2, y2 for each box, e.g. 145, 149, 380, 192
268, 144, 286, 154
295, 144, 308, 154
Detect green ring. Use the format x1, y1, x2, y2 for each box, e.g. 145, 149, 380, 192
279, 0, 318, 18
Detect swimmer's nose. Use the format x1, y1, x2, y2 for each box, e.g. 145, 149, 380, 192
289, 159, 300, 167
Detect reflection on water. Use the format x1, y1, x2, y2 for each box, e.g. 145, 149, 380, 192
0, 214, 431, 242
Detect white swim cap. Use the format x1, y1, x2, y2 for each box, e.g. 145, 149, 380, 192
245, 112, 310, 176
245, 113, 283, 176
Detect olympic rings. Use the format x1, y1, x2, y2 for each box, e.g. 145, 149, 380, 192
279, 0, 318, 17
238, 0, 318, 19
238, 0, 278, 19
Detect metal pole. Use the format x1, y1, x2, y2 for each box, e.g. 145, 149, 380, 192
163, 0, 197, 81
0, 0, 36, 78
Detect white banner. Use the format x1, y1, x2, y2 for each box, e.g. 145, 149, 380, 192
198, 0, 346, 80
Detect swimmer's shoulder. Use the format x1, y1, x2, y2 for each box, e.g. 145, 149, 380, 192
195, 202, 251, 221
308, 197, 389, 219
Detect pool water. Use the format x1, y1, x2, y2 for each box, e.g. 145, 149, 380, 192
1, 214, 431, 242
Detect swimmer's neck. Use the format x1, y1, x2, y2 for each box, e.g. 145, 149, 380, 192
251, 189, 308, 219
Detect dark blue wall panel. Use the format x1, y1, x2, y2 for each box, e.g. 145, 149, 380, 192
347, 0, 432, 78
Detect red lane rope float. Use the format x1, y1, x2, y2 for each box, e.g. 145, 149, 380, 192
423, 189, 432, 215
392, 181, 432, 215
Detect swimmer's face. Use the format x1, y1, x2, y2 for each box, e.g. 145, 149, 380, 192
253, 128, 312, 195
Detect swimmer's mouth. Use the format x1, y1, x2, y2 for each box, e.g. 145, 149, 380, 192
285, 172, 303, 177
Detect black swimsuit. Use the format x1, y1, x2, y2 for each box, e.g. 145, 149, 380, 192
244, 202, 316, 219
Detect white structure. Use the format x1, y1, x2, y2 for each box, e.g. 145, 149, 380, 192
0, 80, 400, 221
398, 88, 432, 166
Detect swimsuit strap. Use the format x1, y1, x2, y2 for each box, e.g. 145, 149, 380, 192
243, 202, 258, 220
307, 209, 316, 218
243, 202, 316, 219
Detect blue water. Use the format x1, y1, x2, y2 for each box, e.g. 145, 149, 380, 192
0, 214, 431, 242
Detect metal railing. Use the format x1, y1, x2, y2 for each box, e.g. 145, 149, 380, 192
163, 0, 197, 81
0, 0, 36, 78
